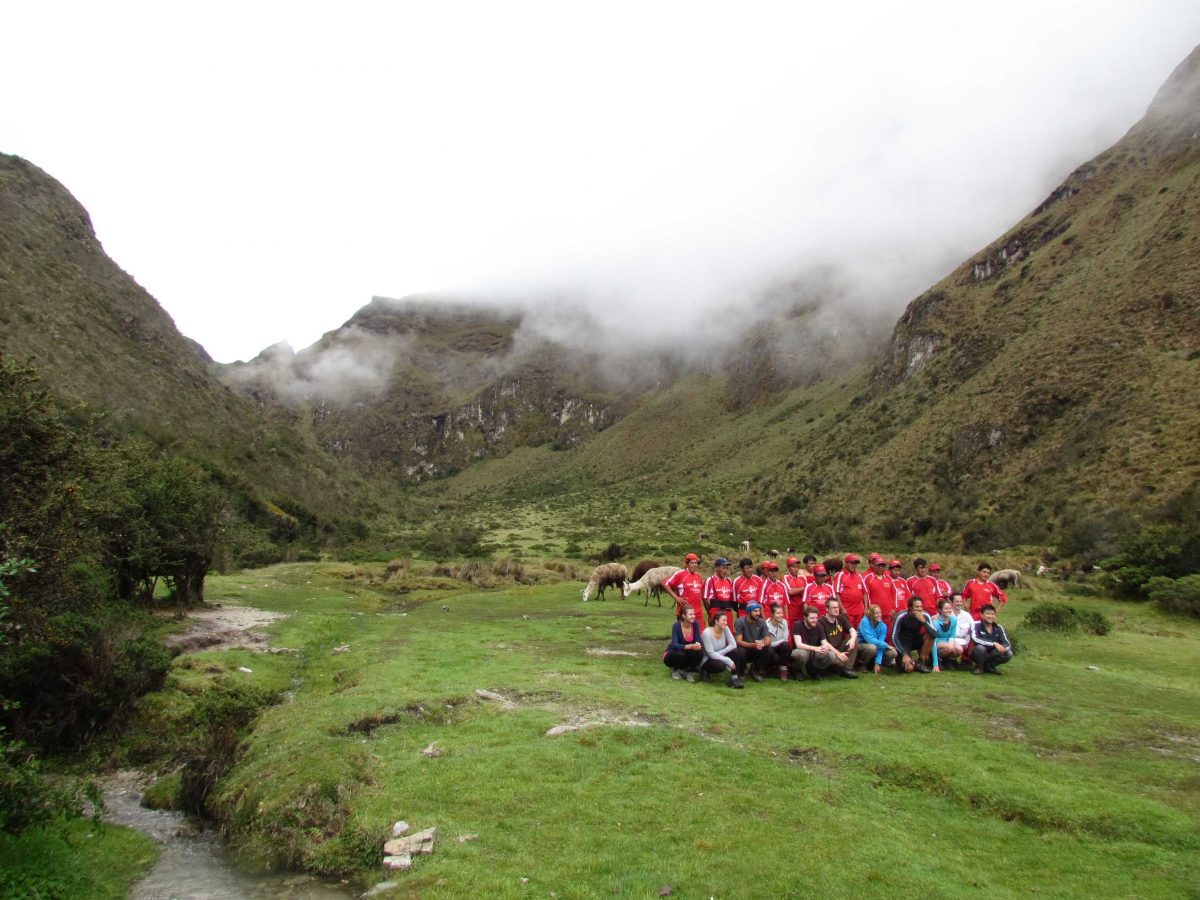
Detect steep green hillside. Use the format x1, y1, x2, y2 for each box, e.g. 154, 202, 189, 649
0, 154, 388, 533
418, 46, 1200, 555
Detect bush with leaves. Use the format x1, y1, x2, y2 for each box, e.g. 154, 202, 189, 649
1145, 575, 1200, 619
1022, 602, 1112, 636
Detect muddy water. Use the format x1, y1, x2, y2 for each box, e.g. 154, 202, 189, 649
103, 772, 353, 900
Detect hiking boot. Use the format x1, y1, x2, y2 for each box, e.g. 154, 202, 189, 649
838, 669, 859, 679
972, 666, 983, 675
916, 660, 932, 674
779, 668, 789, 683
751, 670, 764, 683
671, 668, 683, 680
685, 671, 696, 683
984, 667, 1003, 675
730, 675, 744, 689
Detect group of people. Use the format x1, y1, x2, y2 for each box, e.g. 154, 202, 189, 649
661, 553, 1014, 688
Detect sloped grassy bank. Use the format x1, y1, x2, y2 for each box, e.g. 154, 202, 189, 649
126, 562, 1199, 897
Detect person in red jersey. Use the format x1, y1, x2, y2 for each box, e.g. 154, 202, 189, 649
664, 553, 705, 625
962, 562, 1007, 620
732, 557, 762, 620
833, 553, 868, 622
889, 560, 913, 613
864, 557, 900, 624
907, 558, 941, 610
783, 556, 810, 613
800, 564, 837, 615
929, 563, 953, 605
702, 557, 736, 626
758, 561, 790, 623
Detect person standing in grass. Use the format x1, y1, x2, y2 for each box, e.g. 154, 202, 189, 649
664, 604, 705, 683
907, 558, 941, 613
865, 557, 899, 626
800, 564, 837, 615
758, 561, 790, 623
929, 563, 953, 605
665, 553, 705, 625
971, 604, 1014, 674
818, 598, 859, 679
764, 601, 792, 681
734, 600, 775, 682
928, 599, 962, 672
732, 557, 762, 621
856, 604, 897, 674
962, 563, 1007, 620
783, 557, 810, 624
892, 596, 935, 673
703, 557, 736, 628
889, 560, 913, 614
702, 611, 746, 688
834, 553, 868, 623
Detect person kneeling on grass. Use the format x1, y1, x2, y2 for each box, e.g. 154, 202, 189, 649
764, 601, 793, 681
928, 599, 962, 672
892, 597, 935, 673
664, 604, 705, 683
702, 611, 746, 688
735, 601, 774, 682
856, 604, 897, 674
971, 604, 1014, 675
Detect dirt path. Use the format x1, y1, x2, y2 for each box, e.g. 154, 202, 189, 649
162, 604, 289, 654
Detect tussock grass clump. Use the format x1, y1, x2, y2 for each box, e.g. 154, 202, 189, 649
1023, 602, 1112, 636
457, 559, 494, 587
383, 558, 410, 578
492, 557, 525, 579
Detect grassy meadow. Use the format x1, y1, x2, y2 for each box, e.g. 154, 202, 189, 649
95, 560, 1200, 899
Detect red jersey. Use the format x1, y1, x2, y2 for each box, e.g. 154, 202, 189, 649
783, 572, 810, 602
833, 570, 868, 621
758, 578, 791, 623
892, 576, 914, 613
702, 575, 736, 622
935, 578, 953, 602
908, 575, 941, 611
962, 578, 1007, 620
865, 571, 899, 621
665, 569, 705, 624
732, 574, 763, 617
800, 581, 836, 616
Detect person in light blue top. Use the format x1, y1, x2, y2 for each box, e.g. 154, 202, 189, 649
856, 604, 897, 674
928, 598, 962, 671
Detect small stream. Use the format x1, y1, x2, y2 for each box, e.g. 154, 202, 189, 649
102, 772, 354, 900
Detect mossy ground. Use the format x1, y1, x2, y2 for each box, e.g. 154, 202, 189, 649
108, 561, 1200, 898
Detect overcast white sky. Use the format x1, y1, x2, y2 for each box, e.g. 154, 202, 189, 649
4, 2, 1199, 362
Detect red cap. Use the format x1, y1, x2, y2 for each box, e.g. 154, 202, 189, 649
684, 553, 700, 562
786, 556, 800, 566
868, 552, 884, 563
929, 563, 942, 572
844, 553, 861, 563
888, 559, 903, 568
765, 561, 780, 571
812, 564, 827, 575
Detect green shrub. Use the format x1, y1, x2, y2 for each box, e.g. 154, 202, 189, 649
1145, 575, 1200, 618
1022, 603, 1112, 636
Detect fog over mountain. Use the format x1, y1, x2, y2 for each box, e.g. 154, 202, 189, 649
4, 3, 1199, 365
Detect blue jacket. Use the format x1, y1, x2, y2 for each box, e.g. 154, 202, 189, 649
928, 615, 958, 668
667, 620, 703, 653
857, 616, 890, 666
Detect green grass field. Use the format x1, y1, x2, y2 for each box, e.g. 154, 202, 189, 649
103, 561, 1199, 899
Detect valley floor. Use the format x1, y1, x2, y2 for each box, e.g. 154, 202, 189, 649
44, 563, 1200, 898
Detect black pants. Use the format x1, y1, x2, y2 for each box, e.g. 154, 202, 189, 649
768, 642, 791, 672
705, 646, 747, 675
742, 644, 774, 673
972, 645, 1012, 671
664, 649, 704, 671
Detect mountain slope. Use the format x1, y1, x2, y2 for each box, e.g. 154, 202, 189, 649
0, 153, 386, 527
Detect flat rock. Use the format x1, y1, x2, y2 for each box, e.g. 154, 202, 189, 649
391, 820, 410, 837
384, 827, 436, 857
237, 666, 253, 674
421, 741, 441, 758
457, 833, 479, 843
361, 881, 398, 897
475, 689, 506, 702
586, 648, 638, 657
382, 854, 412, 870
545, 724, 581, 737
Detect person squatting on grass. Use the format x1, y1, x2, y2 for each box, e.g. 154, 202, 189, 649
928, 599, 963, 671
734, 601, 773, 682
701, 611, 747, 688
856, 604, 898, 674
663, 604, 706, 683
818, 598, 860, 678
790, 606, 839, 680
892, 597, 936, 673
764, 602, 793, 681
971, 604, 1014, 675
